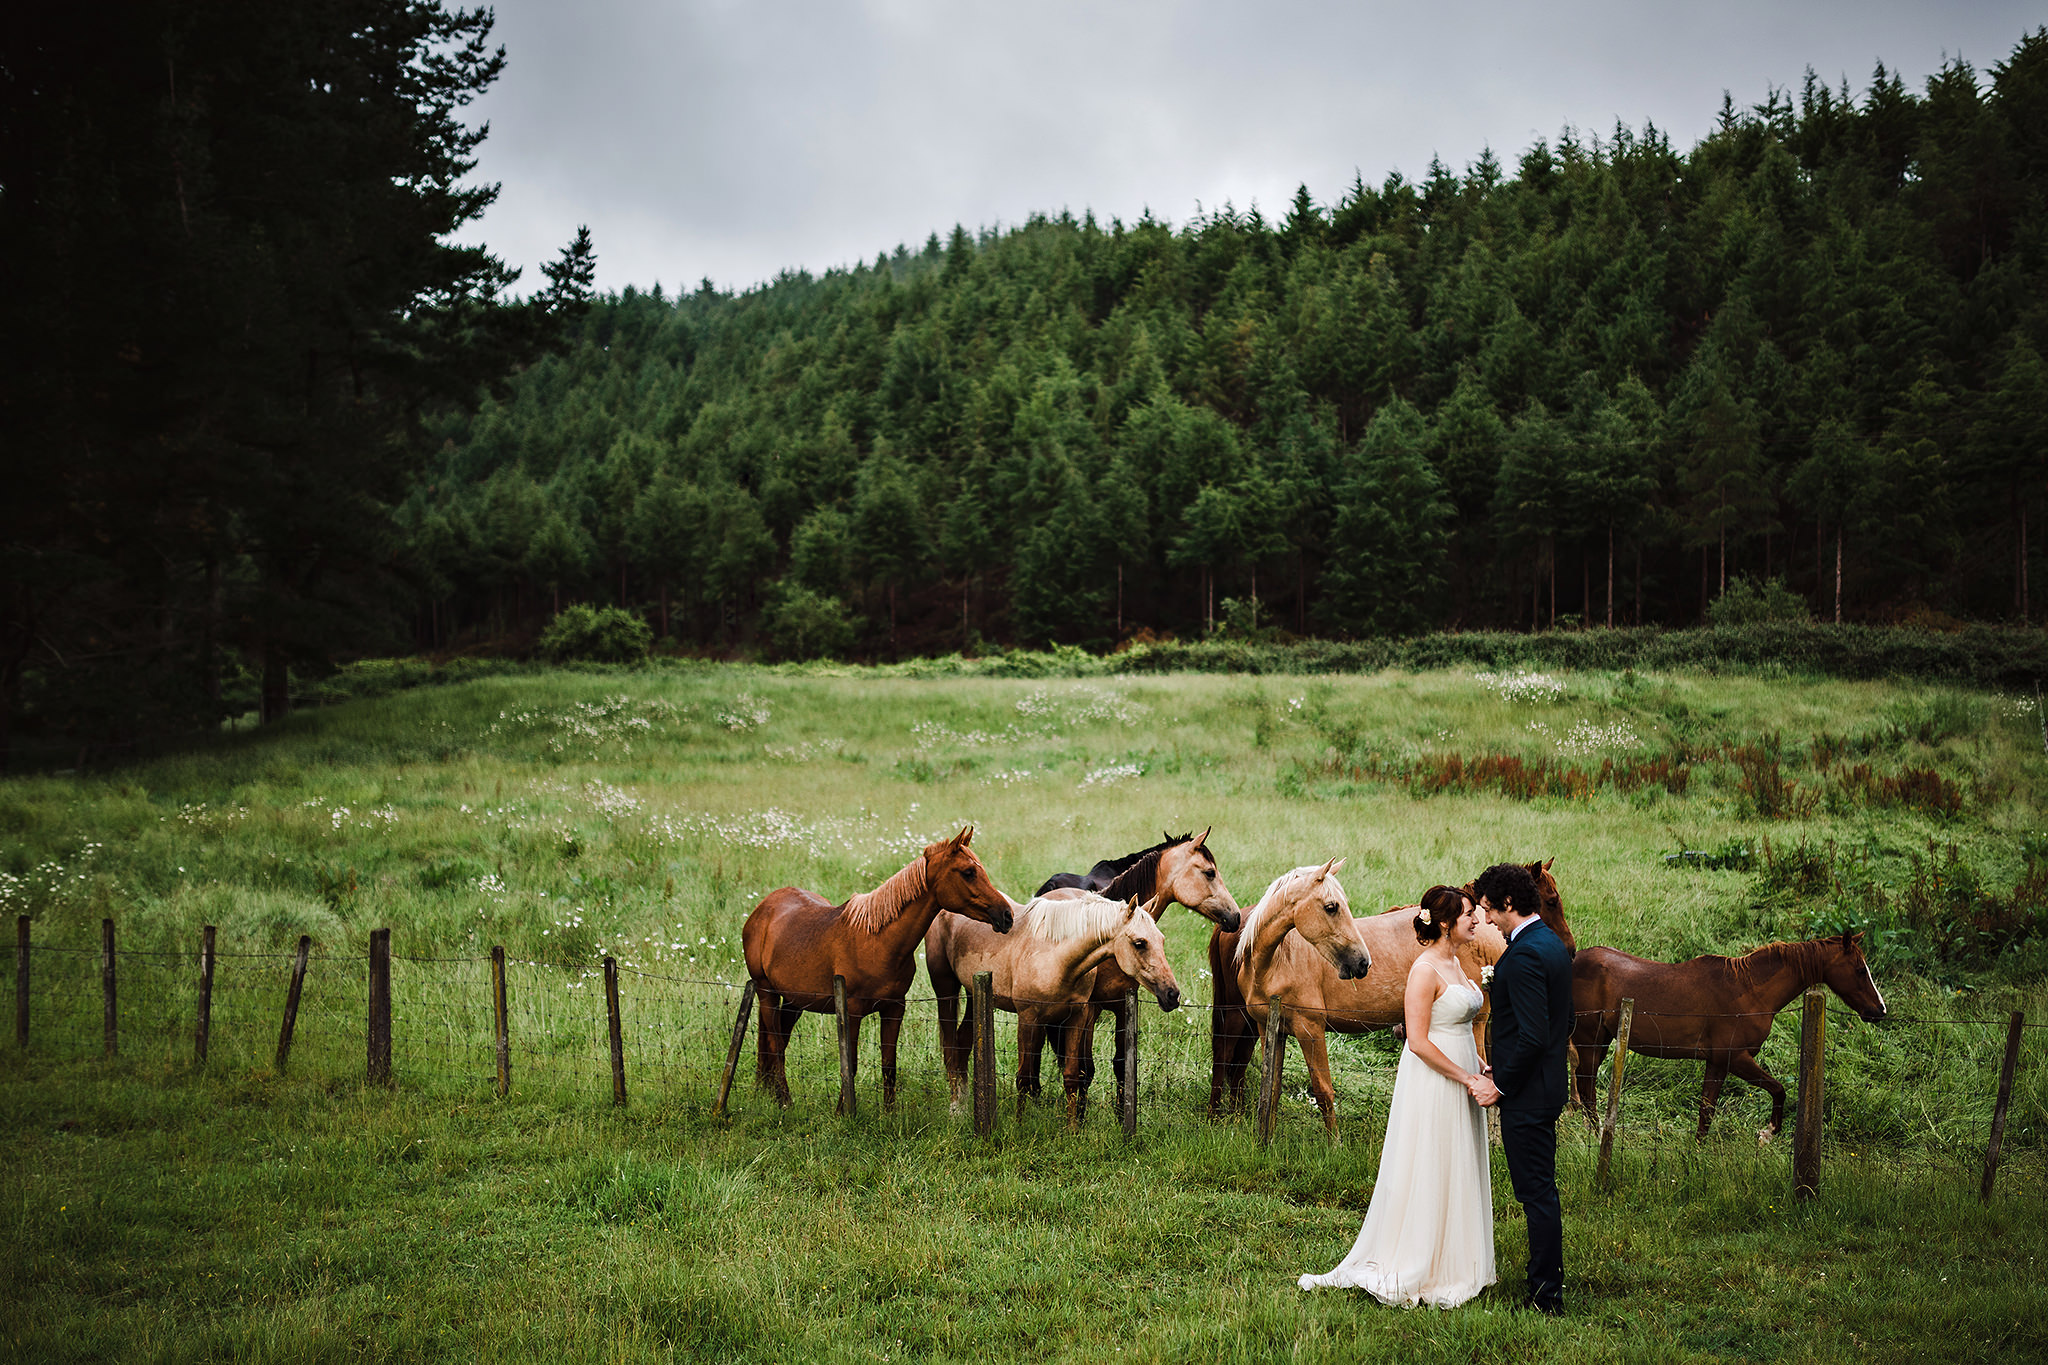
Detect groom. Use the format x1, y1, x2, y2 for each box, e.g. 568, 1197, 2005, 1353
1472, 862, 1574, 1316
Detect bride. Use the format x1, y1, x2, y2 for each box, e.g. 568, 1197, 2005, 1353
1299, 884, 1498, 1307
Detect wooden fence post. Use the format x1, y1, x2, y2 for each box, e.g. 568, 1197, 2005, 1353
1257, 1005, 1286, 1145
833, 975, 856, 1117
1981, 1011, 2026, 1203
712, 980, 756, 1118
194, 925, 216, 1066
15, 916, 28, 1050
490, 946, 509, 1098
604, 956, 626, 1107
276, 935, 310, 1072
1793, 985, 1825, 1199
1597, 998, 1634, 1188
367, 928, 391, 1085
101, 918, 117, 1059
1119, 988, 1139, 1140
971, 971, 995, 1136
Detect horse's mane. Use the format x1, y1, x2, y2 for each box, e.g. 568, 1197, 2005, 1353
842, 852, 930, 933
1100, 832, 1200, 902
1728, 938, 1827, 984
1023, 893, 1130, 943
1231, 866, 1319, 966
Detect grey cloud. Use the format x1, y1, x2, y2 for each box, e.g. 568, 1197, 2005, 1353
453, 0, 2044, 293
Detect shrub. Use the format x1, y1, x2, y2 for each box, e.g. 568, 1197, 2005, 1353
760, 582, 855, 661
537, 605, 652, 664
1705, 576, 1811, 627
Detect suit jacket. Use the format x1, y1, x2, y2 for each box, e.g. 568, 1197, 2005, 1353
1489, 918, 1574, 1112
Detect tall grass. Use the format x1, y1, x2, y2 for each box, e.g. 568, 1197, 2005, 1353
3, 664, 2047, 1360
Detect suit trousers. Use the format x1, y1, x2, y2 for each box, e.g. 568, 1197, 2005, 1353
1500, 1105, 1564, 1309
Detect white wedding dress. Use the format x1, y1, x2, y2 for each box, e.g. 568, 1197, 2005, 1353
1298, 971, 1496, 1307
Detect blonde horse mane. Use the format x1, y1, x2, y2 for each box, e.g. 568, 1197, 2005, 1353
842, 852, 931, 933
1232, 866, 1324, 966
1022, 893, 1131, 943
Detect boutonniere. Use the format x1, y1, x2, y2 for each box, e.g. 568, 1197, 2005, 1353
1480, 964, 1495, 987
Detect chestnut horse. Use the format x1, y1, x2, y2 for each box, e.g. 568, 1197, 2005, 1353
928, 892, 1180, 1124
1571, 931, 1887, 1140
1209, 860, 1573, 1127
742, 827, 1015, 1108
1031, 829, 1241, 1110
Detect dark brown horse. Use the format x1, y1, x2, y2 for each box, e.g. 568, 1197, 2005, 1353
1032, 829, 1241, 1110
1209, 859, 1571, 1120
1570, 931, 1887, 1140
742, 827, 1015, 1108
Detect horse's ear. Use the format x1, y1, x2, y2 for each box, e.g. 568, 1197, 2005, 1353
1320, 857, 1346, 878
1846, 929, 1864, 948
953, 825, 974, 847
1195, 825, 1212, 849
1544, 856, 1556, 871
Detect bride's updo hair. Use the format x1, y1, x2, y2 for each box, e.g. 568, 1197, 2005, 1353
1414, 885, 1469, 944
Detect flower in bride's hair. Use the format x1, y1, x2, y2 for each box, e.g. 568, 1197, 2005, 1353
1480, 964, 1495, 987
1418, 908, 1431, 925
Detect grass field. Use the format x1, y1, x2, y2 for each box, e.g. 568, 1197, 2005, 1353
3, 662, 2046, 1362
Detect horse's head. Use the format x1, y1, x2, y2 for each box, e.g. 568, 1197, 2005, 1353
1160, 826, 1241, 932
1283, 859, 1371, 980
1525, 856, 1576, 956
1111, 898, 1181, 1011
1821, 930, 1887, 1023
925, 826, 1014, 934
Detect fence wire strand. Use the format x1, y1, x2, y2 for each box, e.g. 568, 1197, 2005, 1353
6, 938, 2042, 1198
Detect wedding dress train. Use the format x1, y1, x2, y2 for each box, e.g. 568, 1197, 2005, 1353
1298, 974, 1496, 1307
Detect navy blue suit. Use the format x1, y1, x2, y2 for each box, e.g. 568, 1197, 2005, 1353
1488, 918, 1573, 1312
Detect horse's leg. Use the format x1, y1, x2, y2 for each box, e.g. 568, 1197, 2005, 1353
1293, 1021, 1341, 1142
1060, 1011, 1088, 1131
1016, 1014, 1047, 1119
878, 998, 906, 1112
763, 995, 801, 1108
1210, 1003, 1254, 1117
1097, 996, 1123, 1113
933, 979, 967, 1112
1574, 1039, 1609, 1128
1696, 1057, 1731, 1139
1072, 1000, 1105, 1126
1727, 1051, 1788, 1144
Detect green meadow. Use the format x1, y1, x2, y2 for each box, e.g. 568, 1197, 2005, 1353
3, 663, 2045, 1362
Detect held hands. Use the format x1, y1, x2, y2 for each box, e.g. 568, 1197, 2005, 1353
1465, 1073, 1500, 1107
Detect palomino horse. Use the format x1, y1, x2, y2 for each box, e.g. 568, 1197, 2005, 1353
1570, 931, 1887, 1141
1031, 829, 1241, 1110
741, 827, 1015, 1108
1209, 860, 1573, 1124
927, 893, 1180, 1125
1209, 860, 1373, 1132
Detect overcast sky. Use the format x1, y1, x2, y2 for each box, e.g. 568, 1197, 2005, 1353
452, 1, 2045, 296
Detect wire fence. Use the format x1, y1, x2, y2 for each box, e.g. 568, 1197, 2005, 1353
9, 922, 2043, 1202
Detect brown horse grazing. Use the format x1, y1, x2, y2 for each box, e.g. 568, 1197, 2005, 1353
927, 892, 1181, 1125
1207, 861, 1373, 1132
742, 827, 1016, 1108
1032, 829, 1241, 1110
1570, 932, 1888, 1141
1209, 860, 1573, 1123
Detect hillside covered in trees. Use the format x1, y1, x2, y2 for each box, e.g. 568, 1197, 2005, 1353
408, 28, 2048, 661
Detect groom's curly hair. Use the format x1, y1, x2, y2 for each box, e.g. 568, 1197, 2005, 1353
1472, 862, 1539, 919
1413, 885, 1468, 944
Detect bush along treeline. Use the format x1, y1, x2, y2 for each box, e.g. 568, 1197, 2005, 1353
401, 30, 2048, 667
